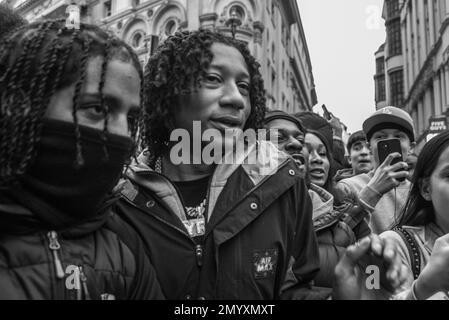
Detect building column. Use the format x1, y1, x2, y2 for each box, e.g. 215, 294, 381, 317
443, 65, 449, 108
187, 0, 200, 30
424, 89, 432, 125
412, 0, 420, 75
418, 98, 424, 135
434, 71, 442, 115
429, 0, 436, 44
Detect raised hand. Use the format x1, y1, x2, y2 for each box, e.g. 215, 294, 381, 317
333, 234, 408, 300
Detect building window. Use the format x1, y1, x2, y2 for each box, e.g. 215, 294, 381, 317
424, 0, 431, 51
103, 0, 112, 17
165, 20, 177, 36
390, 70, 404, 107
229, 5, 245, 22
386, 0, 400, 18
376, 57, 385, 74
282, 61, 285, 79
131, 32, 144, 49
387, 19, 402, 57
376, 75, 386, 102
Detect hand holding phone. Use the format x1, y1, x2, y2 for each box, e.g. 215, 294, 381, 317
377, 139, 406, 183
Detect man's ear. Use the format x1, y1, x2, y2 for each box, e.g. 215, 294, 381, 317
419, 178, 432, 201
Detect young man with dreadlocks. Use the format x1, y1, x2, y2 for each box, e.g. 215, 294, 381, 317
0, 20, 163, 299
114, 29, 322, 300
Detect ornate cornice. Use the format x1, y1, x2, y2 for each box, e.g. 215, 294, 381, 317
16, 0, 41, 14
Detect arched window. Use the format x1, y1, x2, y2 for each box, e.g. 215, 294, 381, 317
131, 32, 144, 49
229, 5, 245, 22
165, 20, 177, 36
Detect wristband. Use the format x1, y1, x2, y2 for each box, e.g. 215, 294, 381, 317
366, 184, 382, 197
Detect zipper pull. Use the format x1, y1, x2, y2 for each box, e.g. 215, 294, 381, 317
195, 244, 203, 267
47, 231, 65, 279
79, 266, 91, 300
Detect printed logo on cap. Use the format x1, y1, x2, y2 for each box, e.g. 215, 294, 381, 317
382, 107, 393, 115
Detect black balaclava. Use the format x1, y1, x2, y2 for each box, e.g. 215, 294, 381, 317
10, 118, 134, 230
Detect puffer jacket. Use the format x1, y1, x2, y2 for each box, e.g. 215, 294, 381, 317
0, 190, 164, 300
115, 141, 320, 300
309, 184, 370, 292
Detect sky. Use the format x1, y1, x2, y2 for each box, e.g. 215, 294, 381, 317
298, 0, 386, 133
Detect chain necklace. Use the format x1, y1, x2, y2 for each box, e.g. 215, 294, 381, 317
156, 157, 206, 219
185, 198, 207, 219
155, 157, 163, 174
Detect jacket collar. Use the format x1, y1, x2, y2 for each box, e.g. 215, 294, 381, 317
308, 184, 345, 231
124, 140, 291, 223
309, 183, 334, 220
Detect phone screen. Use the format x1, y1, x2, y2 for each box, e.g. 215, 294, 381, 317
377, 139, 405, 182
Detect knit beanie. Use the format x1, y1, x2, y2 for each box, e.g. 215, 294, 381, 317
264, 110, 306, 134
294, 111, 333, 154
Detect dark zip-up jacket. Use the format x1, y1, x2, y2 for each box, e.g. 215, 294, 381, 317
0, 192, 164, 300
115, 141, 320, 300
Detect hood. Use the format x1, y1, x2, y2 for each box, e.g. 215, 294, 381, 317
123, 140, 291, 222
308, 183, 334, 221
0, 189, 113, 236
334, 168, 355, 183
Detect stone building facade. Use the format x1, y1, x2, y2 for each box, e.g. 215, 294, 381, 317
6, 0, 318, 112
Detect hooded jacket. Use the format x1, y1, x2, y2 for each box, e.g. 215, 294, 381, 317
334, 172, 411, 234
0, 189, 164, 300
115, 141, 320, 300
309, 184, 357, 290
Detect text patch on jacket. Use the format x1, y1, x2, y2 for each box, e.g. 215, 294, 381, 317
253, 249, 278, 279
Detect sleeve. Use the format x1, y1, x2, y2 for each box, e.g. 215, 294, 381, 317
334, 180, 356, 205
106, 212, 166, 300
379, 230, 415, 300
313, 221, 356, 289
280, 179, 321, 300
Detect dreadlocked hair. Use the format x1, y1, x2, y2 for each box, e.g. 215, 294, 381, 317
142, 29, 266, 162
0, 19, 143, 188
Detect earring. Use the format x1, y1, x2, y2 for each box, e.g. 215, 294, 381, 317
422, 193, 432, 201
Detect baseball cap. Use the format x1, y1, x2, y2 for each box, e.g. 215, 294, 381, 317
363, 106, 415, 142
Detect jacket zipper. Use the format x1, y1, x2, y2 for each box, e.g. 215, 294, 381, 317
121, 195, 195, 243
47, 231, 65, 279
134, 171, 213, 267
79, 266, 91, 300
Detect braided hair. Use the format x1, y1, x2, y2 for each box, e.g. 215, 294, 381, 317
142, 29, 266, 161
0, 20, 144, 187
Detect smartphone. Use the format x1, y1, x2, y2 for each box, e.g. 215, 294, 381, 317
322, 104, 331, 121
377, 138, 406, 182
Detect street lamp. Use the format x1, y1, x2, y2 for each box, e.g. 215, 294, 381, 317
225, 7, 242, 39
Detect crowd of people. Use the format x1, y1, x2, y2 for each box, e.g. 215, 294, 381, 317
1, 4, 448, 300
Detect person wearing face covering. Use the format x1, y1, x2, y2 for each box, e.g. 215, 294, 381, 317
0, 20, 163, 299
